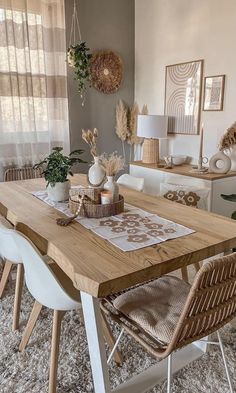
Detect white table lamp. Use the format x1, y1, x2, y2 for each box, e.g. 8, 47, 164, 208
137, 115, 168, 164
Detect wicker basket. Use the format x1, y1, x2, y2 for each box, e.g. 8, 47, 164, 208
69, 195, 124, 218
69, 187, 101, 205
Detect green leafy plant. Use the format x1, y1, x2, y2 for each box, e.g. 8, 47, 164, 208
34, 147, 86, 187
221, 193, 236, 250
67, 42, 92, 97
221, 193, 236, 219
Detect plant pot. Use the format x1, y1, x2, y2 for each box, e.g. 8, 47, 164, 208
47, 180, 71, 202
88, 157, 106, 187
104, 176, 119, 202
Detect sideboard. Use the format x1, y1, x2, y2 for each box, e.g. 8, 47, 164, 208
129, 161, 236, 217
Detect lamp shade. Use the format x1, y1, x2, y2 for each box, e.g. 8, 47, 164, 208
137, 115, 168, 139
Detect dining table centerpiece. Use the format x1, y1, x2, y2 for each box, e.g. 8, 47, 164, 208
34, 147, 86, 202
82, 128, 106, 187
100, 152, 125, 202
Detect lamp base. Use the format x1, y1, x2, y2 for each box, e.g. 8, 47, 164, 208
142, 139, 159, 164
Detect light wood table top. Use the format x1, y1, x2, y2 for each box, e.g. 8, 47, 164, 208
130, 161, 236, 181
0, 175, 236, 298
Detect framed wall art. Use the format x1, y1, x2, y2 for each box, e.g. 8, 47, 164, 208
203, 75, 225, 111
164, 59, 203, 135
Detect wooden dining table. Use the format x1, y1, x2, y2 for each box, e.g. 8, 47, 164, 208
1, 174, 236, 393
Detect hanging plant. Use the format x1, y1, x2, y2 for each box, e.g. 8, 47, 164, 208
67, 42, 92, 99
67, 1, 91, 104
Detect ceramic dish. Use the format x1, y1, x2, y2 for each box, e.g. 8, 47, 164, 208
171, 155, 187, 165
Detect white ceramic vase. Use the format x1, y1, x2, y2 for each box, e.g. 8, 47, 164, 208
47, 180, 71, 202
209, 151, 232, 174
88, 156, 105, 187
104, 176, 119, 202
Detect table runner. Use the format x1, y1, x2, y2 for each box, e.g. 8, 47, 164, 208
32, 189, 195, 252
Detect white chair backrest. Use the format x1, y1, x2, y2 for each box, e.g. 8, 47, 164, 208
0, 216, 21, 263
0, 221, 79, 310
117, 174, 144, 192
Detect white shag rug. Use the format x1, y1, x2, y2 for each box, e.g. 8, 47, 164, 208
0, 277, 236, 393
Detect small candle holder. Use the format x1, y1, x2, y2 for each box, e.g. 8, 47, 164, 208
101, 190, 113, 205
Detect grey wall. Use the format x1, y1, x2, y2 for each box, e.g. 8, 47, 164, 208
65, 0, 135, 172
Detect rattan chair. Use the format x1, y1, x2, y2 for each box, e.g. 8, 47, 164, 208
101, 254, 236, 393
4, 166, 43, 182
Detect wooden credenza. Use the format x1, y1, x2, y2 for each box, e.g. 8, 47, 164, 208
130, 161, 236, 217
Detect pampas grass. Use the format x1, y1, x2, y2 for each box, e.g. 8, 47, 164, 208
141, 104, 148, 115
219, 122, 236, 151
82, 128, 98, 157
127, 103, 148, 161
116, 100, 129, 142
115, 100, 149, 162
100, 152, 125, 176
116, 100, 129, 162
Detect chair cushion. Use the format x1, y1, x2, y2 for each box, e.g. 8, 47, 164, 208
113, 275, 190, 344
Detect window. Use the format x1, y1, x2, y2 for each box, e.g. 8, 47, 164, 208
0, 1, 69, 166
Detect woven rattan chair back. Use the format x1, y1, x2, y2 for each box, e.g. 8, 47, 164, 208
4, 166, 43, 182
102, 253, 236, 361
169, 253, 236, 354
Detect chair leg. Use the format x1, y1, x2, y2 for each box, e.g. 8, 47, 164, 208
49, 310, 65, 393
0, 260, 13, 298
101, 310, 123, 366
217, 331, 234, 393
181, 266, 189, 282
167, 354, 172, 393
19, 300, 43, 352
12, 264, 24, 331
79, 306, 123, 365
194, 261, 201, 273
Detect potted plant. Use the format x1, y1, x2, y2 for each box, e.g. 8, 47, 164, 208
67, 42, 92, 104
221, 193, 236, 251
34, 147, 86, 202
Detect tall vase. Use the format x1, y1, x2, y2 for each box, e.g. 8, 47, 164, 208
104, 176, 119, 202
88, 156, 105, 187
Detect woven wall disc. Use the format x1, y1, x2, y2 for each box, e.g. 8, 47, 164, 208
91, 51, 123, 94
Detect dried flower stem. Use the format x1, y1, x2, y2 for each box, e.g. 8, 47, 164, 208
82, 128, 98, 158
100, 152, 125, 177
219, 122, 236, 151
116, 100, 129, 142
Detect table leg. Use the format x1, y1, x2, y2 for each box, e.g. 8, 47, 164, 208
81, 291, 112, 393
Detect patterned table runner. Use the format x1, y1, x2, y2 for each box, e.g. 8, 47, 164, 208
32, 189, 195, 252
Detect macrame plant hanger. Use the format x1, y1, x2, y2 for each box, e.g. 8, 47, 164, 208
68, 0, 84, 104
69, 0, 82, 46
68, 0, 91, 106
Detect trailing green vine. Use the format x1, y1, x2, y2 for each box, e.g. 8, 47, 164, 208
67, 42, 92, 103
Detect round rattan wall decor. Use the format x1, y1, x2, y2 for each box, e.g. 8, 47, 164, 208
90, 50, 123, 94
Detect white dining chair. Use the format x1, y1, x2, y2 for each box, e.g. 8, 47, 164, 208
0, 216, 24, 331
0, 222, 122, 392
117, 173, 144, 192
8, 230, 81, 393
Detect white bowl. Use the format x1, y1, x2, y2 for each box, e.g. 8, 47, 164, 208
171, 155, 187, 166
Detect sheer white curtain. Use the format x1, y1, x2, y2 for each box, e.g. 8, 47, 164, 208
0, 0, 70, 167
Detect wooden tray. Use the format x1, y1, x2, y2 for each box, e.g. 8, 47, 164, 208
69, 195, 124, 218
